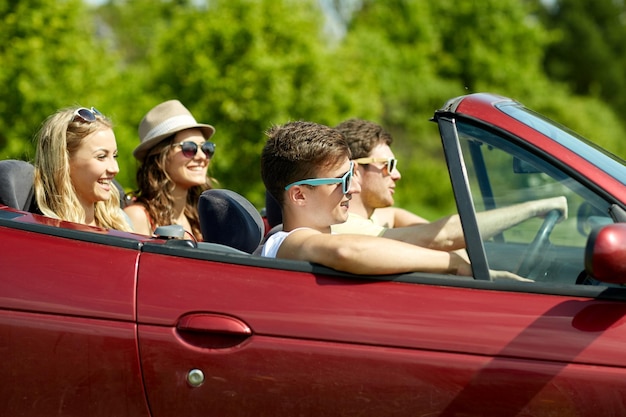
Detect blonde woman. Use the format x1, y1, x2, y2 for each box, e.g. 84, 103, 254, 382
33, 106, 132, 231
124, 100, 216, 240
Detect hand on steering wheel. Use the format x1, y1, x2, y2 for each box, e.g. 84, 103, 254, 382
515, 209, 562, 278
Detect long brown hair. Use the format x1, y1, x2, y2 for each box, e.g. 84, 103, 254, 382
132, 136, 213, 240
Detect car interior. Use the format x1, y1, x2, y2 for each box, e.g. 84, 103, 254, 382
454, 120, 619, 285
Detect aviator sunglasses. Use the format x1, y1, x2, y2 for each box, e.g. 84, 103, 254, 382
72, 107, 102, 123
171, 141, 217, 159
285, 161, 354, 195
353, 157, 397, 173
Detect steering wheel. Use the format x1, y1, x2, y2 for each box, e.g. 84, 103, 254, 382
516, 209, 561, 278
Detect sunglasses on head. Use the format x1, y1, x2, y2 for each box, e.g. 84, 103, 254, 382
285, 161, 354, 195
72, 107, 102, 123
353, 157, 397, 173
172, 141, 216, 158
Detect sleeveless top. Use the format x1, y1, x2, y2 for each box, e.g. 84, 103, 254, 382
261, 227, 313, 258
261, 231, 290, 258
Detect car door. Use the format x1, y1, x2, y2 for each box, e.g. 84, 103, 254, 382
0, 212, 150, 417
137, 241, 626, 415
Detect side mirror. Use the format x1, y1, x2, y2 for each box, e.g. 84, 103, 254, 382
585, 223, 626, 284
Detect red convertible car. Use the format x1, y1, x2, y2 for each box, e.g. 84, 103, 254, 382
2, 93, 626, 417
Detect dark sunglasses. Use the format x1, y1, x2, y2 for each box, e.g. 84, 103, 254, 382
72, 107, 102, 123
172, 141, 216, 158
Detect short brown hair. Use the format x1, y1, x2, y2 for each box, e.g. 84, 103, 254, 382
261, 121, 350, 206
334, 119, 393, 159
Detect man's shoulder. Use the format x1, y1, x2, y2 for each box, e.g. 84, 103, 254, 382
332, 213, 385, 236
375, 207, 429, 228
372, 207, 396, 228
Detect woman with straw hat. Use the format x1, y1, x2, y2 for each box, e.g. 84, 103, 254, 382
124, 100, 216, 240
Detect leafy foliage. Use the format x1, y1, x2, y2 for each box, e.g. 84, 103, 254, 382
537, 0, 626, 113
107, 0, 380, 205
0, 0, 121, 160
1, 0, 625, 217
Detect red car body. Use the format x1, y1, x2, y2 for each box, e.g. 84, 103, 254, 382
2, 93, 626, 416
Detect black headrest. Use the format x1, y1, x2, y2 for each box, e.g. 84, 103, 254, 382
198, 189, 264, 254
112, 179, 130, 208
0, 159, 36, 211
265, 190, 283, 228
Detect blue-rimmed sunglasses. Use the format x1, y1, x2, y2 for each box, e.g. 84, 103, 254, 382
353, 157, 397, 173
171, 141, 216, 158
285, 161, 354, 195
72, 107, 102, 123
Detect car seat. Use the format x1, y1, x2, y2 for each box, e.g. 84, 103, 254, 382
198, 189, 264, 254
0, 159, 37, 212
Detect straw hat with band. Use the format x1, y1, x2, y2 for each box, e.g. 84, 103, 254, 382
134, 100, 215, 161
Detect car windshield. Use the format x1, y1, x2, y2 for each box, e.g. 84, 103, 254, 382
497, 103, 626, 185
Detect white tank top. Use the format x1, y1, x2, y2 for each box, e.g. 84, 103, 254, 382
261, 227, 312, 258
261, 231, 290, 258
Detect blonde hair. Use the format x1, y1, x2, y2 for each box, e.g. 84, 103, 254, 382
33, 107, 132, 232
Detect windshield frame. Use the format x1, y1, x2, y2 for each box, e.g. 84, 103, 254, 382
497, 103, 626, 185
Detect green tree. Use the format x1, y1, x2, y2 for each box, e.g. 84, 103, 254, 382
128, 0, 378, 206
333, 0, 460, 217
0, 0, 122, 160
431, 0, 626, 159
333, 0, 626, 217
3, 0, 625, 220
98, 0, 626, 200
336, 0, 555, 217
537, 0, 626, 115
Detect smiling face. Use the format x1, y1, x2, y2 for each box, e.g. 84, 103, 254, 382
358, 143, 401, 210
165, 128, 210, 190
69, 127, 119, 211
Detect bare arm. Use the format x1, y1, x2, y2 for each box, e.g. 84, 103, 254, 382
476, 196, 567, 240
277, 229, 531, 282
382, 196, 568, 251
123, 204, 153, 236
278, 229, 473, 276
